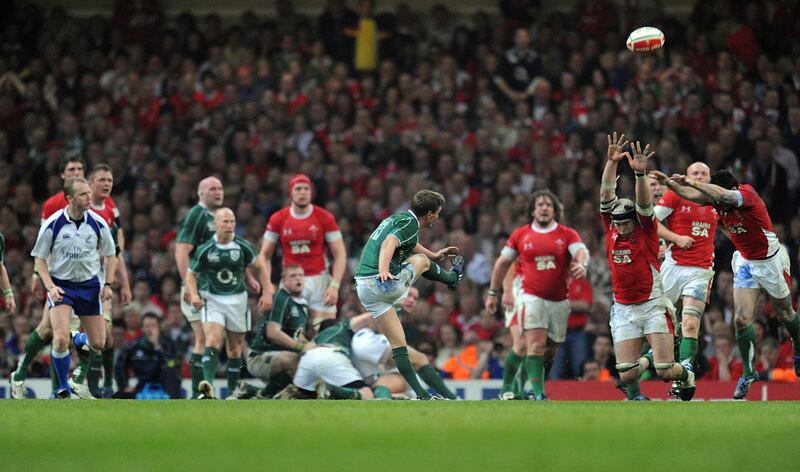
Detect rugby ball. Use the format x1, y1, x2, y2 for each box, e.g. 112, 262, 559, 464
626, 27, 665, 53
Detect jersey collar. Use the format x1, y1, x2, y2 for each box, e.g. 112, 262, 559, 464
407, 209, 419, 224
290, 204, 314, 220
530, 220, 557, 233
212, 234, 237, 249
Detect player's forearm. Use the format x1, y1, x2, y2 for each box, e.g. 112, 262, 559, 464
104, 256, 117, 285
175, 244, 192, 281
34, 258, 54, 289
600, 160, 619, 202
501, 262, 517, 292
574, 248, 590, 268
413, 243, 436, 259
184, 271, 199, 298
664, 180, 709, 204
489, 257, 512, 292
251, 261, 271, 294
266, 324, 303, 350
0, 264, 11, 293
330, 241, 347, 285
378, 238, 399, 273
258, 241, 276, 292
657, 222, 681, 244
689, 181, 738, 206
634, 173, 651, 209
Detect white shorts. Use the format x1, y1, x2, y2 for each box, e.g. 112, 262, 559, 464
181, 285, 202, 323
661, 261, 714, 305
355, 263, 418, 319
610, 297, 674, 343
201, 291, 251, 333
732, 247, 791, 300
519, 293, 570, 342
302, 272, 337, 314
350, 328, 392, 384
293, 346, 363, 391
504, 276, 524, 328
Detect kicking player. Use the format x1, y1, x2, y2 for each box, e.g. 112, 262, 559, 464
246, 264, 311, 399
651, 167, 800, 399
10, 154, 84, 398
600, 133, 695, 401
259, 174, 346, 327
652, 162, 718, 395
186, 208, 271, 399
486, 190, 590, 400
31, 177, 116, 399
354, 189, 463, 400
175, 176, 224, 398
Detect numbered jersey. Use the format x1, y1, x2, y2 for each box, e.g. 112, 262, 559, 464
189, 235, 257, 295
713, 184, 779, 260
655, 190, 718, 269
501, 223, 583, 301
355, 210, 420, 278
264, 205, 342, 276
601, 211, 663, 305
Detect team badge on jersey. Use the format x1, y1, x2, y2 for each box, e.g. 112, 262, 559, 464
230, 249, 240, 261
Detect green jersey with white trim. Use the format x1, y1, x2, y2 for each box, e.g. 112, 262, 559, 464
314, 320, 355, 354
176, 204, 216, 290
250, 288, 309, 352
189, 235, 257, 295
355, 210, 419, 277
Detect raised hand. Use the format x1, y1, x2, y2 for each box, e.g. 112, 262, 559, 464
648, 170, 669, 185
607, 132, 629, 162
626, 141, 654, 174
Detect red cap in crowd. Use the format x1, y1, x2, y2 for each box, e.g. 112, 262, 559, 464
288, 173, 312, 194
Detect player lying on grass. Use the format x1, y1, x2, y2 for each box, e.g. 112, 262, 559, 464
600, 133, 695, 401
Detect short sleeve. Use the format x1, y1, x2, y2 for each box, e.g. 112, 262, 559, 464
263, 211, 282, 243
321, 209, 342, 242
501, 228, 522, 261
389, 217, 418, 245
736, 185, 758, 208
176, 209, 199, 244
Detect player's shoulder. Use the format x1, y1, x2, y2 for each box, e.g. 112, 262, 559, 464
234, 235, 257, 252
556, 223, 581, 239
510, 224, 531, 237
268, 207, 290, 224
656, 189, 679, 207
312, 205, 338, 223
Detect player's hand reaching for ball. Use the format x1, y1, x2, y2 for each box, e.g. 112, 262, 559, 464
432, 246, 459, 262
626, 141, 654, 174
607, 132, 629, 162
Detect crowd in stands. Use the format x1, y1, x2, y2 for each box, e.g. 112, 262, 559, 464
1, 0, 799, 387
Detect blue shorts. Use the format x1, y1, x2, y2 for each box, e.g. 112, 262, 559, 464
47, 276, 102, 316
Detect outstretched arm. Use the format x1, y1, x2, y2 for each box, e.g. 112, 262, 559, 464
601, 132, 629, 204
628, 141, 654, 212
685, 180, 740, 207
649, 171, 712, 204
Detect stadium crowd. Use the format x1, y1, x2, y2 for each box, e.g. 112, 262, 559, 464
1, 0, 800, 396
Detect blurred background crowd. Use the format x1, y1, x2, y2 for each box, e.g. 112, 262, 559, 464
1, 0, 799, 385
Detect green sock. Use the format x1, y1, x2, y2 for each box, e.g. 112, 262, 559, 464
679, 337, 698, 365
87, 350, 102, 392
639, 350, 654, 380
523, 355, 545, 397
102, 348, 114, 388
626, 380, 641, 400
781, 313, 800, 351
421, 261, 458, 285
502, 351, 524, 393
373, 386, 393, 399
327, 384, 362, 399
13, 330, 47, 382
736, 324, 756, 376
418, 364, 456, 399
201, 347, 219, 383
73, 354, 90, 384
392, 346, 431, 399
260, 371, 292, 398
190, 353, 203, 398
227, 357, 242, 393
515, 363, 529, 397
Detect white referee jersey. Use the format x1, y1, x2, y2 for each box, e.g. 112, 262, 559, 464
31, 208, 115, 282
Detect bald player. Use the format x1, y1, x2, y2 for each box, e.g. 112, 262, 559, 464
653, 163, 719, 382
175, 176, 224, 398
185, 208, 271, 399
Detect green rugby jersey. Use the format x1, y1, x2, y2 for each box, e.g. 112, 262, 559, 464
250, 288, 309, 352
176, 204, 216, 290
0, 232, 5, 263
314, 319, 355, 354
189, 235, 257, 295
355, 210, 419, 277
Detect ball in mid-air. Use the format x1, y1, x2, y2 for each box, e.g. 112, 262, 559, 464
626, 27, 665, 53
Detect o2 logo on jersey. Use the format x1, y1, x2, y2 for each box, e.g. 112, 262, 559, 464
535, 255, 556, 271
728, 224, 747, 234
216, 268, 237, 285
290, 240, 311, 254
691, 221, 711, 238
612, 249, 632, 264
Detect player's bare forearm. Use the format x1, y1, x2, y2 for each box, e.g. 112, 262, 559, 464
665, 180, 711, 204
258, 240, 276, 293
184, 271, 199, 300
34, 258, 54, 289
413, 242, 436, 259
502, 261, 517, 292
657, 222, 682, 244
250, 259, 271, 296
0, 264, 11, 293
329, 239, 347, 285
175, 243, 193, 281
690, 181, 739, 206
490, 256, 513, 292
266, 322, 303, 350
104, 255, 116, 285
634, 173, 651, 209
600, 160, 619, 203
379, 236, 400, 274
574, 248, 590, 268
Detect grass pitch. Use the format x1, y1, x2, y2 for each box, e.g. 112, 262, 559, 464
1, 401, 797, 471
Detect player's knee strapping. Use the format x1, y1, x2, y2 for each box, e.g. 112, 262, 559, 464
616, 361, 639, 373
682, 305, 704, 319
